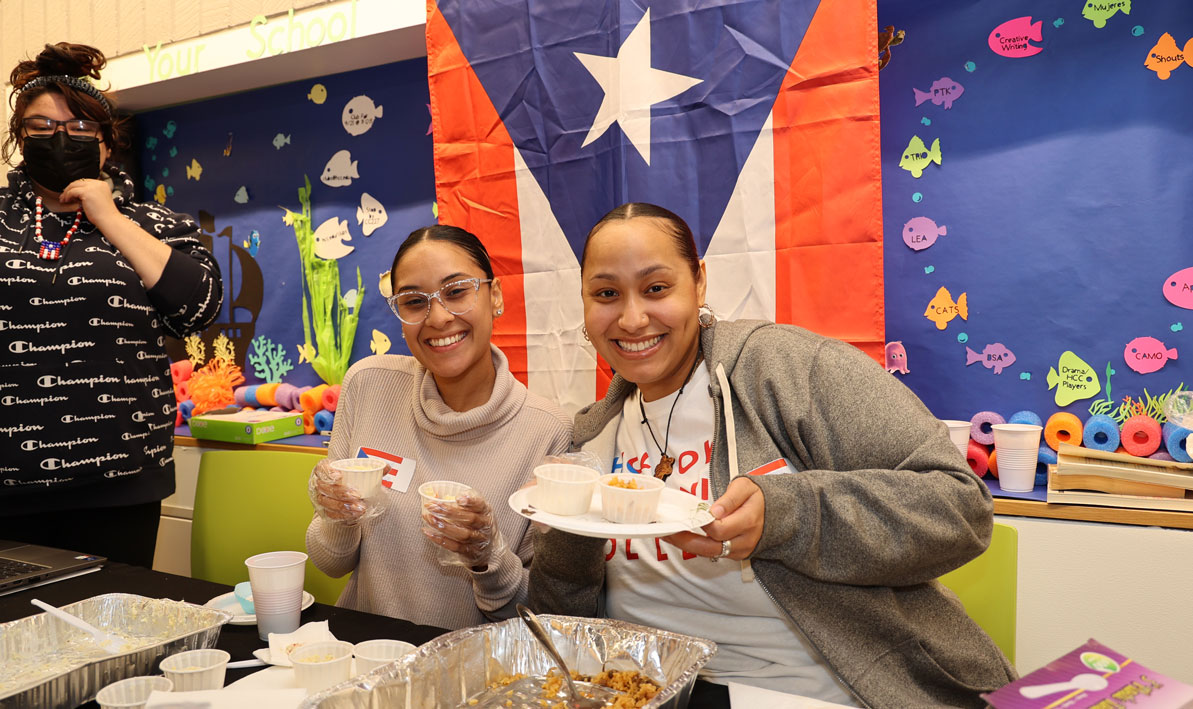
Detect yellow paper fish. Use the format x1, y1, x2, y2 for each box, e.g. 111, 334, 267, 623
1047, 351, 1101, 406
297, 342, 315, 364
378, 270, 393, 299
185, 158, 203, 181
153, 184, 167, 204
370, 329, 391, 355
899, 135, 942, 178
923, 286, 968, 330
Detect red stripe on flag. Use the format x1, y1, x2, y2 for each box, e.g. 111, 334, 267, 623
773, 0, 884, 363
426, 1, 530, 384
747, 459, 787, 476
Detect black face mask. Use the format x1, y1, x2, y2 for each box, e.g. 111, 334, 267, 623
21, 131, 101, 193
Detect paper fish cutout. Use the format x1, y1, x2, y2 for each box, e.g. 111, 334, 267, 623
1124, 336, 1177, 374
1145, 33, 1185, 80
342, 95, 383, 136
242, 230, 261, 257
923, 286, 968, 330
884, 341, 909, 374
321, 150, 359, 187
903, 216, 946, 251
312, 217, 354, 260
233, 186, 249, 204
378, 270, 393, 298
988, 17, 1043, 58
272, 133, 291, 150
878, 25, 905, 71
370, 329, 391, 355
1083, 0, 1130, 29
154, 184, 167, 205
308, 84, 327, 105
297, 343, 315, 364
223, 133, 233, 157
913, 77, 964, 109
1047, 351, 1101, 406
1162, 267, 1193, 308
899, 136, 941, 178
162, 120, 178, 139
356, 193, 388, 236
185, 159, 202, 181
966, 343, 1016, 375
343, 289, 359, 314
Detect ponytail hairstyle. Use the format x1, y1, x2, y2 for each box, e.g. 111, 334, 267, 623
390, 225, 495, 294
581, 202, 701, 280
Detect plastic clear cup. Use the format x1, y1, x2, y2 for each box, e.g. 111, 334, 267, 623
245, 551, 307, 640
353, 639, 417, 674
330, 457, 388, 500
941, 420, 972, 458
597, 474, 666, 524
992, 423, 1043, 492
95, 675, 173, 709
290, 639, 354, 692
533, 463, 600, 515
418, 481, 476, 564
159, 648, 230, 691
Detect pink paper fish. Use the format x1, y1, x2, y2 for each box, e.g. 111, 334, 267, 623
913, 77, 965, 109
885, 341, 910, 375
1162, 267, 1193, 309
1124, 336, 1178, 374
903, 216, 947, 251
966, 343, 1016, 375
988, 17, 1043, 58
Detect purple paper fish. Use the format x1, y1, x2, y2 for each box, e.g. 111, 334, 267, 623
885, 341, 910, 375
913, 77, 965, 109
966, 343, 1016, 375
1124, 336, 1178, 374
902, 217, 947, 251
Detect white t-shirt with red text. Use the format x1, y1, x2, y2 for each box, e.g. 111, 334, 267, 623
606, 364, 855, 703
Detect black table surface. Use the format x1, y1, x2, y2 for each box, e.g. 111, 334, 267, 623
0, 563, 729, 708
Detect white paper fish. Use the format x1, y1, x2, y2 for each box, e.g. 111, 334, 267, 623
312, 217, 354, 260
233, 186, 249, 204
321, 150, 359, 187
342, 288, 359, 314
356, 192, 388, 236
342, 95, 383, 136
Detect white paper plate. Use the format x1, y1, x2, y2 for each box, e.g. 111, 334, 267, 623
508, 486, 715, 539
203, 591, 315, 625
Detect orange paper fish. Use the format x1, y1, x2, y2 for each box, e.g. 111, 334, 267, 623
924, 286, 968, 330
1145, 33, 1185, 80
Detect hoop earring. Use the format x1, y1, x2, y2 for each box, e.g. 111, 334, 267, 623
582, 326, 590, 342
698, 304, 717, 329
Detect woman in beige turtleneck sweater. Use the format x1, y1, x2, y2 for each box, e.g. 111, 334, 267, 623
306, 225, 571, 630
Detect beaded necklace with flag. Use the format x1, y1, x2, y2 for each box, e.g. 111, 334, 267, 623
34, 196, 83, 261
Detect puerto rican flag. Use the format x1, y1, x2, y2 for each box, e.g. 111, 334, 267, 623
427, 0, 882, 413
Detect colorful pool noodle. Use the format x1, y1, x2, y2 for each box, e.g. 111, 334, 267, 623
242, 384, 261, 408
1163, 423, 1193, 463
170, 359, 193, 383
302, 409, 316, 434
1008, 410, 1042, 428
1037, 445, 1057, 487
987, 450, 999, 479
322, 384, 341, 412
1120, 415, 1162, 457
175, 408, 183, 427
1150, 451, 1176, 462
969, 411, 1005, 446
274, 383, 299, 411
233, 386, 250, 407
966, 440, 990, 477
180, 399, 196, 421
174, 381, 191, 402
256, 382, 281, 408
301, 384, 329, 413
314, 409, 335, 433
1043, 412, 1083, 451
1082, 414, 1120, 452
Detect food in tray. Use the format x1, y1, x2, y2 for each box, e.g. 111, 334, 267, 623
605, 477, 640, 489
470, 669, 661, 708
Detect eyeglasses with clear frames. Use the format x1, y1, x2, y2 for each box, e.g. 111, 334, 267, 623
22, 117, 102, 142
386, 277, 494, 324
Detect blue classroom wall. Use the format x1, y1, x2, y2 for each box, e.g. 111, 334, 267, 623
879, 1, 1193, 427
135, 58, 433, 388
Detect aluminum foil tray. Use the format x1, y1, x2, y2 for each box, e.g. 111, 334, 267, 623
301, 614, 717, 709
0, 593, 233, 709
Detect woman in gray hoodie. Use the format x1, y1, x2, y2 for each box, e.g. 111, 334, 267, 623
529, 202, 1015, 708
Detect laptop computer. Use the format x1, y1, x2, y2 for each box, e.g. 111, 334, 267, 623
0, 540, 106, 594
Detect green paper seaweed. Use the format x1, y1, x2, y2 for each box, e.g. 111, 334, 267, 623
247, 335, 294, 382
284, 176, 364, 385
1089, 382, 1185, 424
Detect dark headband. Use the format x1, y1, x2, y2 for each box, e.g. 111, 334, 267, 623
18, 75, 112, 117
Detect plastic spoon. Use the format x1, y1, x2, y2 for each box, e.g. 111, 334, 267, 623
516, 604, 617, 709
31, 598, 129, 654
1019, 673, 1109, 698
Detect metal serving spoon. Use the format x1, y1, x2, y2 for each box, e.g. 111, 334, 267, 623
515, 605, 616, 709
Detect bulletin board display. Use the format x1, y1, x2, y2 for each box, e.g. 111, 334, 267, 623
134, 58, 434, 389
879, 1, 1193, 429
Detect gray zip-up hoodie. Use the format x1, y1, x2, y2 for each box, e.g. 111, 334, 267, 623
530, 319, 1016, 708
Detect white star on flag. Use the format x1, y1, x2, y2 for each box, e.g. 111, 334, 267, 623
574, 8, 703, 166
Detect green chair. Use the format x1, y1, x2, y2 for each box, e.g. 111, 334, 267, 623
191, 449, 350, 606
939, 522, 1018, 664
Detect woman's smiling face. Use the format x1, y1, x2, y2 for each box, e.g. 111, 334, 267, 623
581, 217, 705, 401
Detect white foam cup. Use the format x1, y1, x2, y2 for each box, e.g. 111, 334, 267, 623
353, 638, 417, 674
992, 423, 1043, 492
95, 675, 173, 709
245, 551, 307, 640
941, 420, 972, 458
533, 464, 600, 515
417, 481, 477, 564
290, 639, 354, 692
330, 457, 387, 500
160, 648, 230, 691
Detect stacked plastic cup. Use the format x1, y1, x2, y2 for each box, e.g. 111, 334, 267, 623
941, 420, 972, 459
245, 551, 307, 640
330, 458, 388, 501
992, 423, 1043, 492
160, 648, 231, 691
95, 676, 173, 709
